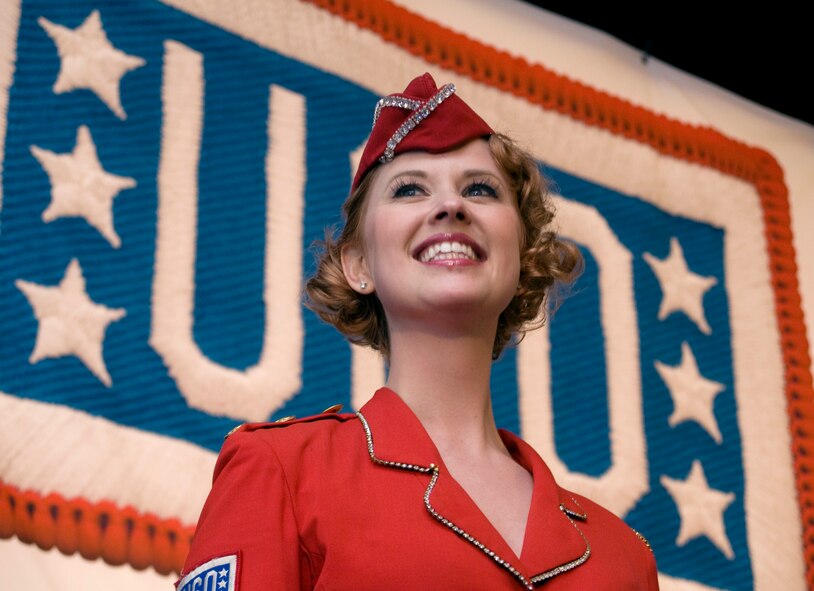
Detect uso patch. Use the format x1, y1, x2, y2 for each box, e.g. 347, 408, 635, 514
177, 554, 238, 591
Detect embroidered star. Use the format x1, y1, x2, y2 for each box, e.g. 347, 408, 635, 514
38, 10, 145, 119
655, 342, 725, 443
30, 125, 135, 248
218, 580, 226, 589
15, 259, 126, 386
661, 460, 735, 559
643, 237, 717, 334
217, 568, 228, 578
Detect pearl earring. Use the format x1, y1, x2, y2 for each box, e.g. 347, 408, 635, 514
360, 281, 367, 290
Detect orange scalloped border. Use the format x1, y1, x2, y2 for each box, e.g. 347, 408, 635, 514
302, 0, 814, 585
0, 480, 194, 575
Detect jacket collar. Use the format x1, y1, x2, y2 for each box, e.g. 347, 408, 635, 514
358, 388, 590, 587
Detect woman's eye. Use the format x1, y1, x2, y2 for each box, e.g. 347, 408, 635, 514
392, 182, 424, 198
464, 182, 498, 198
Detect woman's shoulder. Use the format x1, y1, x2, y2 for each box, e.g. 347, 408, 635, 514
218, 404, 363, 466
558, 485, 658, 586
181, 406, 359, 589
225, 403, 354, 435
561, 487, 653, 550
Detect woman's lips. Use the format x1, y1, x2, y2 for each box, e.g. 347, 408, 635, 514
413, 233, 485, 265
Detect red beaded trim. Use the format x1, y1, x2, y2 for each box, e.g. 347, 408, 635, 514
0, 480, 194, 575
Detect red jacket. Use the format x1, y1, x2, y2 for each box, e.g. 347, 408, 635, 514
178, 388, 659, 590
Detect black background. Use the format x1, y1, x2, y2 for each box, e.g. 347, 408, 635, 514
519, 3, 811, 126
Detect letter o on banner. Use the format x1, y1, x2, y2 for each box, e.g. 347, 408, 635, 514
518, 196, 648, 516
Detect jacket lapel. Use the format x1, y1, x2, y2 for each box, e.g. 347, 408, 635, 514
358, 388, 590, 587
503, 433, 591, 582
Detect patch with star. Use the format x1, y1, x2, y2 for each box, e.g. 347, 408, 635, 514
176, 554, 238, 591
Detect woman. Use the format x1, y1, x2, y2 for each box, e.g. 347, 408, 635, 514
177, 73, 659, 590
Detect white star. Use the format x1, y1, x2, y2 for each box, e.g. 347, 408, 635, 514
655, 342, 725, 443
218, 580, 226, 589
643, 237, 717, 334
661, 460, 735, 559
30, 125, 135, 248
38, 10, 145, 119
217, 568, 228, 578
15, 259, 126, 386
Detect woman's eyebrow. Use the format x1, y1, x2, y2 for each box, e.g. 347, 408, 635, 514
462, 169, 501, 178
384, 168, 503, 186
386, 170, 428, 184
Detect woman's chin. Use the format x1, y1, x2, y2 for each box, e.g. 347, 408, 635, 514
386, 291, 509, 322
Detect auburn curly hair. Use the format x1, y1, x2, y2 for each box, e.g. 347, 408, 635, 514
304, 133, 583, 359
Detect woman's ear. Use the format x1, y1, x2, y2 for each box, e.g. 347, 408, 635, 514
341, 243, 373, 294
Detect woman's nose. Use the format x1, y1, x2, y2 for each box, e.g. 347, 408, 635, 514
432, 193, 470, 224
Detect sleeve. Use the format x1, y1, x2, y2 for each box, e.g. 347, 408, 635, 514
176, 431, 311, 591
628, 527, 660, 590
631, 527, 660, 591
646, 544, 660, 591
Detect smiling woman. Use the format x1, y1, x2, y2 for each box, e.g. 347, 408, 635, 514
307, 128, 581, 359
333, 140, 527, 360
177, 73, 660, 590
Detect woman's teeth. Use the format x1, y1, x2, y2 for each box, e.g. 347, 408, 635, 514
419, 241, 478, 262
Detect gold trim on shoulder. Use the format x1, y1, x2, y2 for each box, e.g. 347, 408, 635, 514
322, 404, 344, 414
274, 415, 296, 423
224, 423, 245, 439
632, 528, 653, 553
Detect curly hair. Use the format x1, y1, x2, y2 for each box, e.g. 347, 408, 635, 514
304, 133, 583, 359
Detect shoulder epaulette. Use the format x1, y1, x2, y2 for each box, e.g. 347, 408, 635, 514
224, 404, 350, 439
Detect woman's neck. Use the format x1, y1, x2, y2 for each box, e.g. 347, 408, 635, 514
385, 328, 505, 457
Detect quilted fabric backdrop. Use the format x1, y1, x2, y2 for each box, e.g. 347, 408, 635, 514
1, 1, 811, 590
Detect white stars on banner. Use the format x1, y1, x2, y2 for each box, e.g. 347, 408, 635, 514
38, 10, 145, 120
16, 10, 139, 391
648, 236, 734, 561
661, 460, 736, 559
644, 237, 717, 334
15, 259, 126, 386
30, 125, 135, 248
655, 342, 725, 443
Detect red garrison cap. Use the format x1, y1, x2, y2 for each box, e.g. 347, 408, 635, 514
351, 73, 494, 191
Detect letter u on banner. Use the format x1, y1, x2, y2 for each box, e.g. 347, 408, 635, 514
151, 41, 304, 421
518, 196, 648, 516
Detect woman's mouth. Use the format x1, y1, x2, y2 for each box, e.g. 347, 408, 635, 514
413, 234, 485, 264
419, 241, 478, 262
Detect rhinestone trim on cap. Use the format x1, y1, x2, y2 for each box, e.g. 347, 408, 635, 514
356, 410, 591, 589
371, 83, 457, 164
372, 96, 423, 127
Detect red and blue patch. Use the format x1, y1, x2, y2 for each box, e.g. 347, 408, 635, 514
177, 554, 238, 591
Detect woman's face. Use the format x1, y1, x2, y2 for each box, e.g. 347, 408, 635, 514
344, 139, 523, 331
